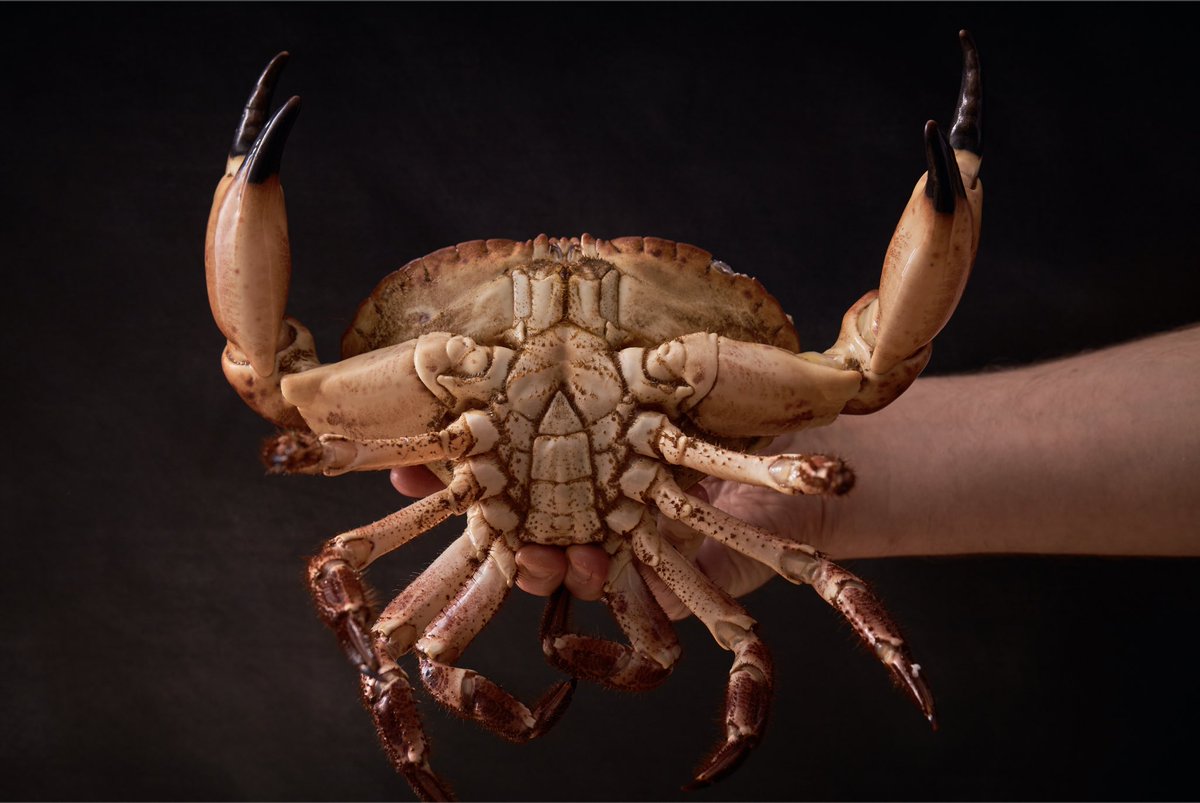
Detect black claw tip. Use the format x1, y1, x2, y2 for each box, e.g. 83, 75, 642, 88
949, 30, 983, 156
231, 52, 290, 158
923, 120, 965, 214
244, 96, 302, 184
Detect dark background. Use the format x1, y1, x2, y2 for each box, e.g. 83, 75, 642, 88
4, 4, 1199, 801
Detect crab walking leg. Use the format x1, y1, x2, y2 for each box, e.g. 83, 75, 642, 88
359, 669, 453, 803
262, 410, 500, 476
361, 529, 490, 803
307, 467, 485, 801
312, 466, 484, 577
540, 545, 681, 691
308, 464, 483, 679
417, 540, 576, 743
645, 472, 936, 725
315, 534, 488, 803
628, 515, 772, 789
627, 412, 855, 496
310, 534, 467, 801
373, 525, 491, 659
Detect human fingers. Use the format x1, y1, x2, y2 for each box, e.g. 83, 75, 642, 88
515, 544, 608, 600
563, 545, 608, 601
515, 544, 568, 596
389, 465, 445, 497
694, 537, 775, 599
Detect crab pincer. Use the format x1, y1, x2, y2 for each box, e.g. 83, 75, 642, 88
205, 53, 299, 375
205, 54, 319, 427
870, 30, 983, 375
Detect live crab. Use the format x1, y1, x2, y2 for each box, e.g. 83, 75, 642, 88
204, 33, 983, 801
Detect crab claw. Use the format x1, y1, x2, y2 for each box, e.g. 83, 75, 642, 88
870, 32, 983, 376
205, 56, 301, 378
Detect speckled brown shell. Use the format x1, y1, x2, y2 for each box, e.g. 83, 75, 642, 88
341, 235, 800, 359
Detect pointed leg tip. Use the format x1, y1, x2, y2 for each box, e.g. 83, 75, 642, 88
530, 678, 577, 738
553, 677, 579, 708
403, 763, 456, 803
685, 735, 759, 791
889, 658, 938, 727
542, 585, 572, 631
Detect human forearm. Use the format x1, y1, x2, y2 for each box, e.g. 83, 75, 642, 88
795, 325, 1200, 558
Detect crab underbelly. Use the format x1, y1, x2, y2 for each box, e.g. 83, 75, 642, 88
492, 325, 631, 546
522, 429, 605, 544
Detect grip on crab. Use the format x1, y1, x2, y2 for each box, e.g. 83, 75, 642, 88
205, 86, 302, 378
869, 32, 983, 376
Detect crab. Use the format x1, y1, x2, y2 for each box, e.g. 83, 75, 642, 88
204, 32, 983, 801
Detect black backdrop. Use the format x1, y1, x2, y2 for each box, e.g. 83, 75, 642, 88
4, 4, 1199, 801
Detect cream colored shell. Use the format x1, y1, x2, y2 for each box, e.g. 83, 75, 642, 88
342, 234, 800, 358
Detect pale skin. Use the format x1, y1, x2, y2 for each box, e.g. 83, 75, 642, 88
392, 325, 1200, 619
